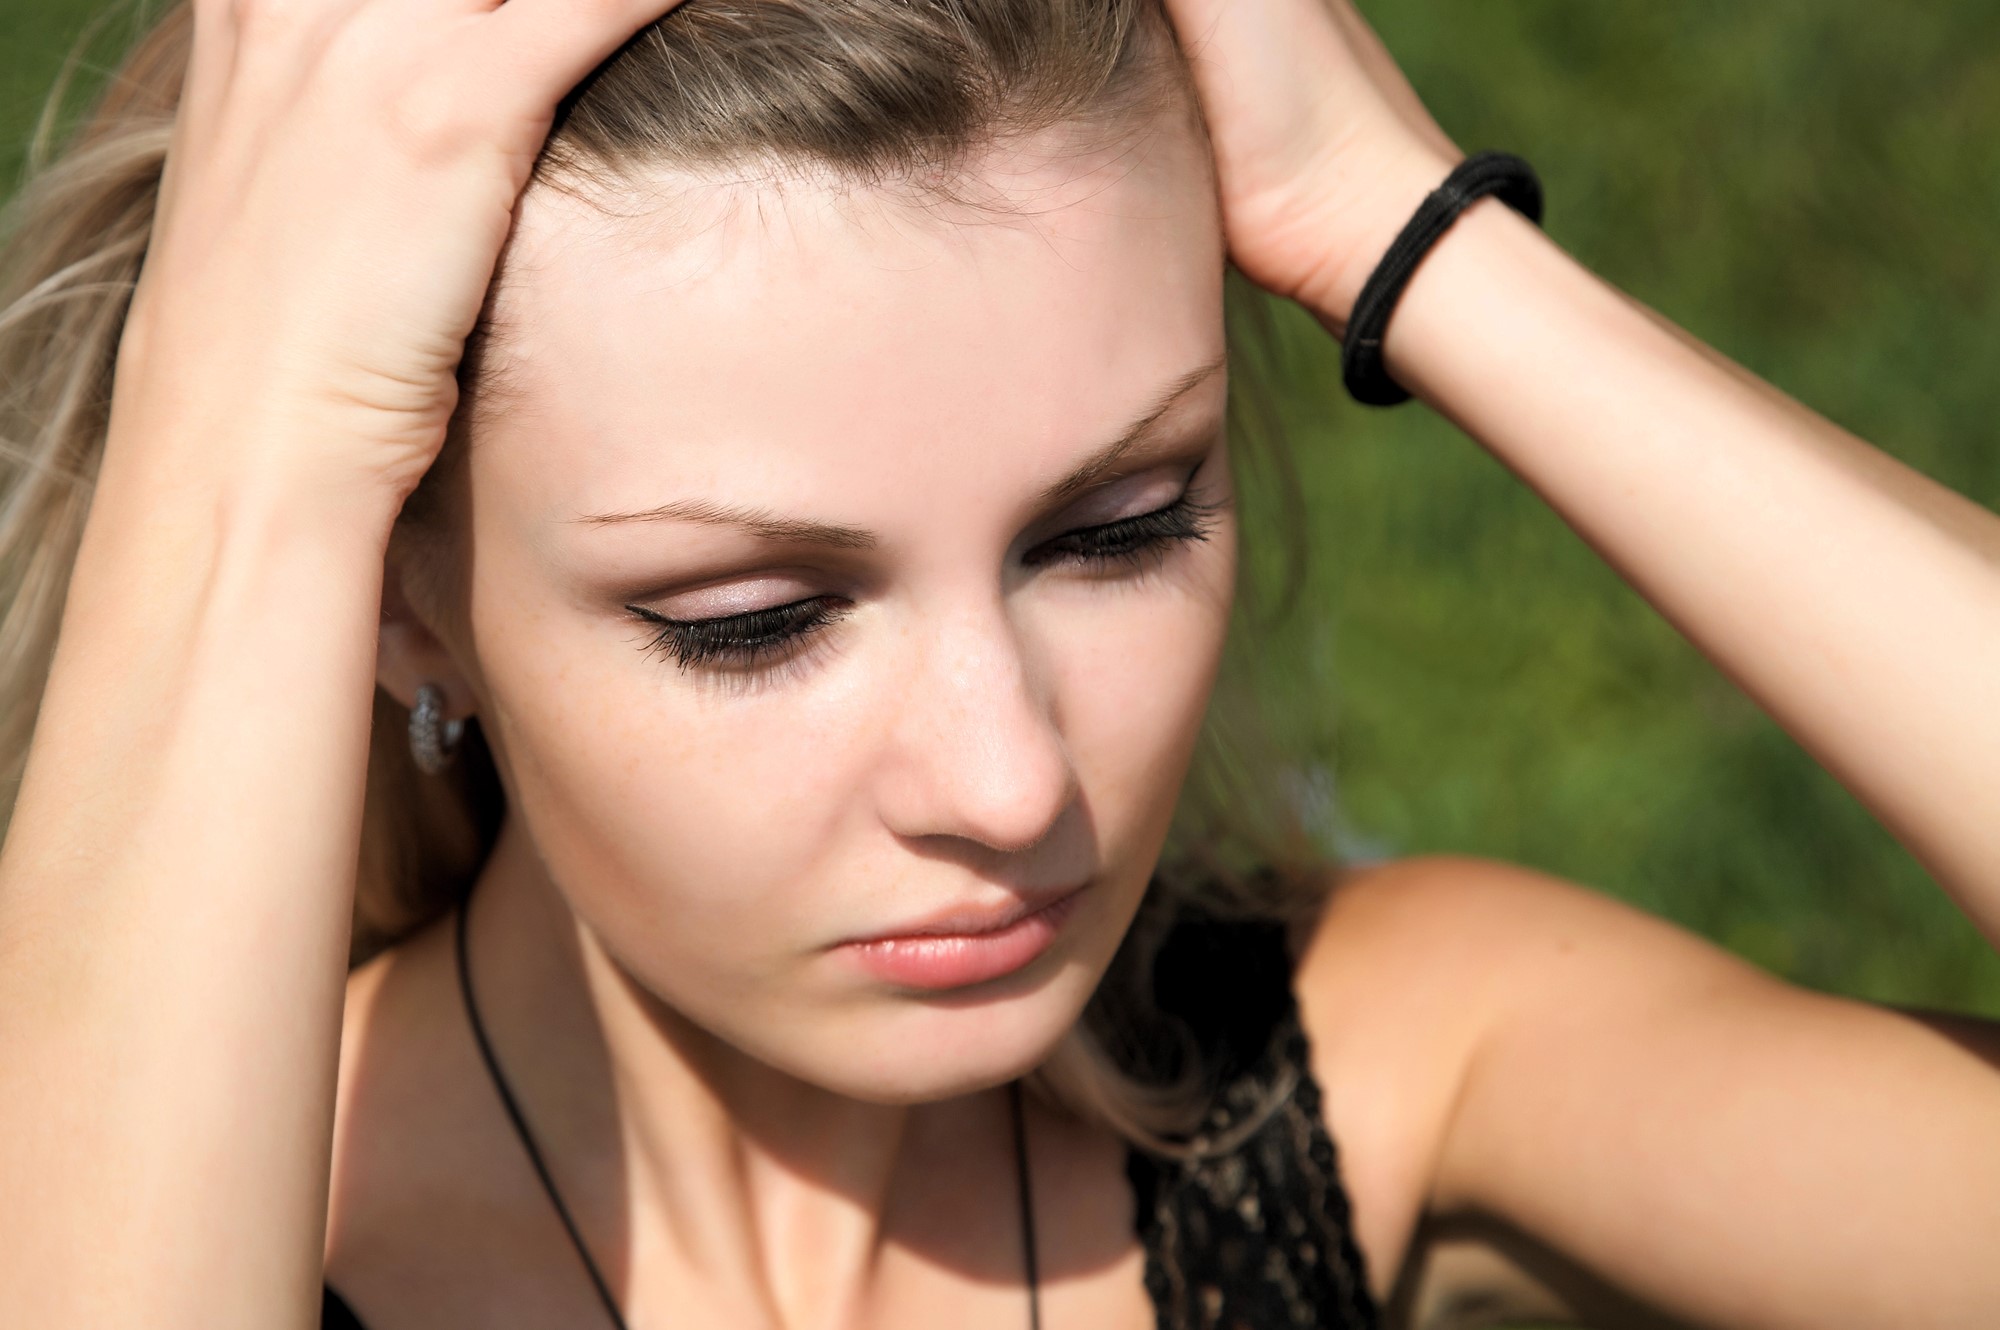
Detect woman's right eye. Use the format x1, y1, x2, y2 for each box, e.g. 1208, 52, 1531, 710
626, 598, 849, 673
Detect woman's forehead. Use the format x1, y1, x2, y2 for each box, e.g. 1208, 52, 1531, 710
475, 120, 1225, 517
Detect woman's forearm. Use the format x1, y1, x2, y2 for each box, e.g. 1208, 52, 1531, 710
0, 419, 397, 1328
1376, 198, 2000, 935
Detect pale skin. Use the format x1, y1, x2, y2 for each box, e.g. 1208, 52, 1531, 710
0, 4, 1996, 1330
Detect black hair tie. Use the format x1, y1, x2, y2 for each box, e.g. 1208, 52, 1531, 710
1340, 150, 1545, 407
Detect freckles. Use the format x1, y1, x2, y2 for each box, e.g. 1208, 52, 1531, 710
731, 643, 898, 777
1062, 605, 1219, 781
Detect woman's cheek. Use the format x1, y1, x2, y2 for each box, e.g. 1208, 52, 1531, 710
1053, 537, 1237, 860
479, 631, 870, 971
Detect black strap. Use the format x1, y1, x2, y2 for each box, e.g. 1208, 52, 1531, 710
1009, 1078, 1043, 1330
1340, 150, 1545, 407
322, 1286, 366, 1330
455, 897, 632, 1329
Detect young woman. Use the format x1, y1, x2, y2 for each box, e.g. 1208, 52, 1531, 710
0, 0, 1995, 1325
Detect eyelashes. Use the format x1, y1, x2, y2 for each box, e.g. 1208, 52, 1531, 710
629, 597, 851, 673
626, 486, 1226, 677
1022, 490, 1225, 572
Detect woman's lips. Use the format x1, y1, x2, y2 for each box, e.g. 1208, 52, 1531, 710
837, 885, 1088, 991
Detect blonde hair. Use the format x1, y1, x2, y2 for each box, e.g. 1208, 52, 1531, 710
0, 0, 1334, 1152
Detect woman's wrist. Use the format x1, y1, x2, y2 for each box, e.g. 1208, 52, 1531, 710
1291, 147, 1460, 340
1373, 190, 1583, 412
95, 395, 416, 553
105, 300, 448, 537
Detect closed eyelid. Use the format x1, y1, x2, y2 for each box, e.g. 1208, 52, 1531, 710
1038, 451, 1212, 534
1035, 356, 1228, 509
641, 574, 823, 622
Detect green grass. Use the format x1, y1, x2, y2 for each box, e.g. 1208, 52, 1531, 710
5, 0, 1998, 1016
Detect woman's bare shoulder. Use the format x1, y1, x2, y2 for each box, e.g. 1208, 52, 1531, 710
1291, 855, 2000, 1326
333, 918, 467, 1165
1286, 853, 1759, 1310
325, 920, 550, 1325
1293, 852, 1741, 1005
1292, 852, 1768, 1061
328, 920, 468, 1240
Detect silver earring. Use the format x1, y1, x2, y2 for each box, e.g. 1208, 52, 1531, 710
408, 681, 466, 775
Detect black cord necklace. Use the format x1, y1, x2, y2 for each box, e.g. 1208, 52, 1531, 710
452, 896, 1044, 1330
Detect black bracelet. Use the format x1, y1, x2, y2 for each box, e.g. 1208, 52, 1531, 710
1340, 150, 1545, 407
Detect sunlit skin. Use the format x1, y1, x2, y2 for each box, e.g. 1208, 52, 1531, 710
357, 112, 1231, 1322
11, 0, 2000, 1323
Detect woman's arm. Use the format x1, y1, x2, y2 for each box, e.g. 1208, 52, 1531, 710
0, 0, 682, 1323
0, 426, 397, 1330
1297, 855, 2000, 1327
1386, 195, 2000, 935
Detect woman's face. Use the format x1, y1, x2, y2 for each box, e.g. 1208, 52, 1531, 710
444, 114, 1232, 1103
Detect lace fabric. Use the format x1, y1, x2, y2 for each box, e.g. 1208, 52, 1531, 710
1122, 910, 1379, 1330
1124, 1006, 1378, 1329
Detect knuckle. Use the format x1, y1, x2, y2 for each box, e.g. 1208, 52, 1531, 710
541, 0, 650, 41
378, 77, 487, 166
323, 17, 496, 167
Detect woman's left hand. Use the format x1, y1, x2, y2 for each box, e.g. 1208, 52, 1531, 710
1168, 0, 2000, 931
1158, 0, 1458, 332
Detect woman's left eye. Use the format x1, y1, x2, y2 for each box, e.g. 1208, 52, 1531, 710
1022, 490, 1225, 572
626, 489, 1225, 676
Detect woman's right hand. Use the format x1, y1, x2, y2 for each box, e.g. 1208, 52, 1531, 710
0, 4, 686, 1323
119, 0, 686, 504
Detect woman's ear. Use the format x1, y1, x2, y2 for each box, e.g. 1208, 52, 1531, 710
375, 541, 477, 723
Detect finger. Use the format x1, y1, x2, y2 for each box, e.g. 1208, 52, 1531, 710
469, 0, 692, 113
171, 0, 371, 173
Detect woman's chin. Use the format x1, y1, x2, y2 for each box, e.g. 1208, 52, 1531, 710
754, 977, 1101, 1106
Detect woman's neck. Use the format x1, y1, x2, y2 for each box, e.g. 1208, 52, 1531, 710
466, 817, 1012, 1324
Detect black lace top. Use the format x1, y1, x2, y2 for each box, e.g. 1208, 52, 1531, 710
323, 912, 1378, 1330
1122, 911, 1379, 1330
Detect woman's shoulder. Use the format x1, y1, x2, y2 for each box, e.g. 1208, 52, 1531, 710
1287, 853, 1777, 1301
1120, 857, 1631, 1325
1142, 855, 1608, 1066
1291, 851, 1758, 1043
325, 916, 582, 1326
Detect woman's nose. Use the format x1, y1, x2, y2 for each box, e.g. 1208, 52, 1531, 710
874, 601, 1077, 855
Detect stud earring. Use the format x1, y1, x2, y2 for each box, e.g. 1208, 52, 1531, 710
408, 681, 466, 775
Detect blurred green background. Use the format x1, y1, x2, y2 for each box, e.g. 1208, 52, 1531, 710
5, 0, 1998, 1017
1226, 1, 2000, 1018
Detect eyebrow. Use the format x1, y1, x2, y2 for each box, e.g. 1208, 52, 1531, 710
568, 352, 1228, 545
